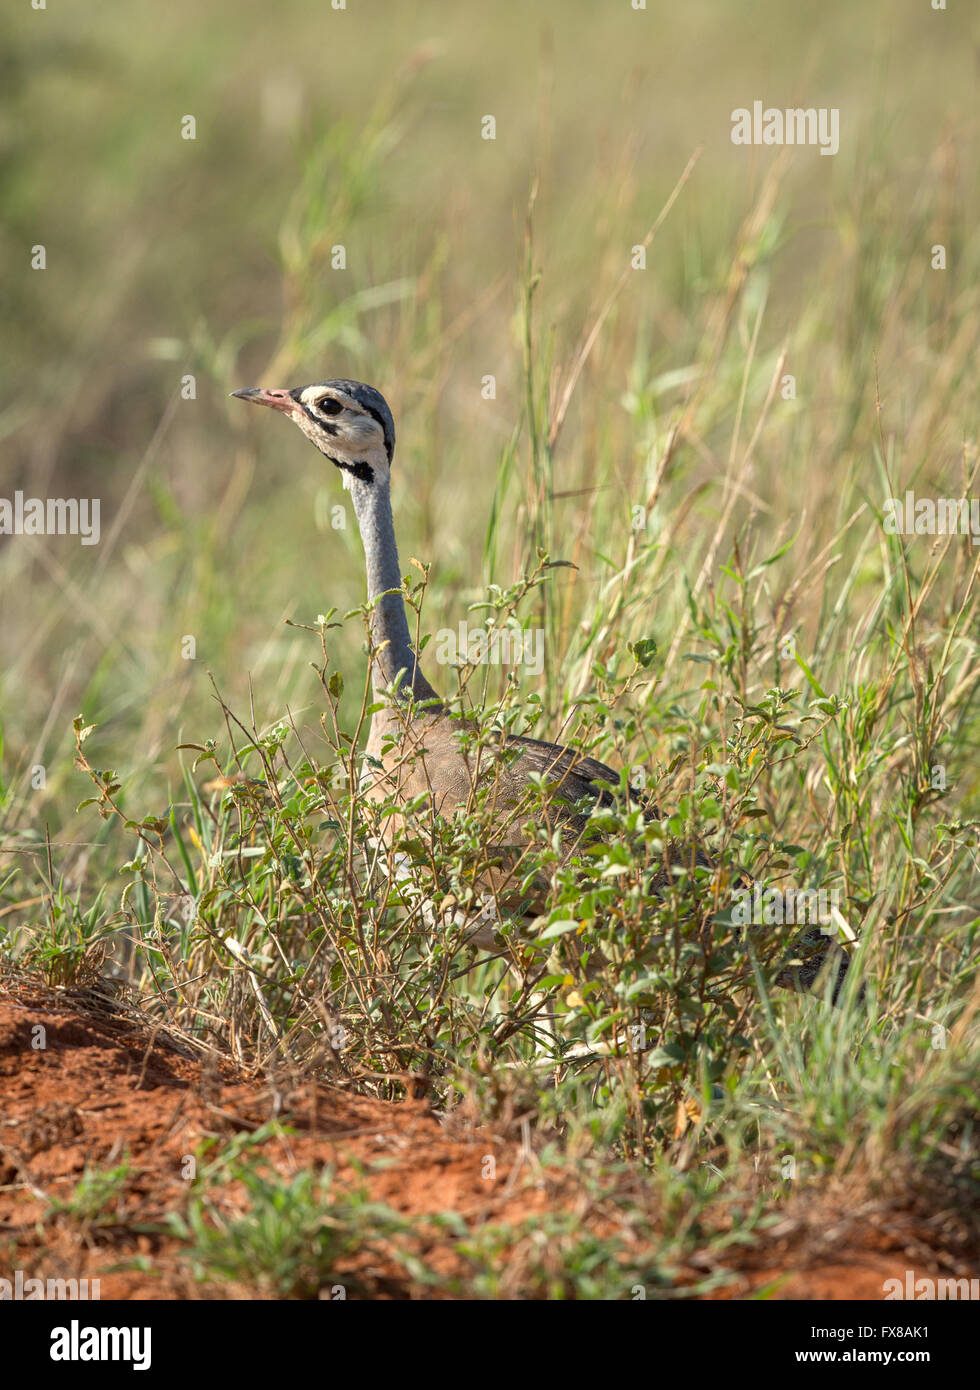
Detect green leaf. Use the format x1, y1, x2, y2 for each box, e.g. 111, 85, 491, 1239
538, 918, 581, 940
73, 717, 97, 744
793, 650, 827, 699
644, 1044, 687, 1068
630, 637, 658, 668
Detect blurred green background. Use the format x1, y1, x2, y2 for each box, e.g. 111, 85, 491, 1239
1, 0, 976, 856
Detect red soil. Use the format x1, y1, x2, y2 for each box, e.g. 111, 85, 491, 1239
0, 977, 972, 1299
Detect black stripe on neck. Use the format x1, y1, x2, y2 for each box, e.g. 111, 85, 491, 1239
336, 458, 374, 484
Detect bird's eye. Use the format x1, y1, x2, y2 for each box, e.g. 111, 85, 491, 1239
319, 398, 343, 416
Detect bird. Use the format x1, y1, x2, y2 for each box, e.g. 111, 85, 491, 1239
231, 378, 851, 1005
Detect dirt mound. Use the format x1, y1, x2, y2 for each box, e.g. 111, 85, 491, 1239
0, 976, 972, 1299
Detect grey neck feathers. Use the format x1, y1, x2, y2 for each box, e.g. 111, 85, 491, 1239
347, 474, 439, 704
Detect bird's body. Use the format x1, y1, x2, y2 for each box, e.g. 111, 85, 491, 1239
232, 378, 849, 994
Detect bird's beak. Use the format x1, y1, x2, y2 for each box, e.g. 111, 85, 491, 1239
230, 387, 295, 414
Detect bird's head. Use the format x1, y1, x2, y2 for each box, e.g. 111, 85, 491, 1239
231, 378, 395, 487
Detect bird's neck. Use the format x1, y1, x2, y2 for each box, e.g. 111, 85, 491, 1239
347, 473, 439, 705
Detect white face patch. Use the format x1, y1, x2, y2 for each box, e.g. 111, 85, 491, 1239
300, 385, 343, 411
